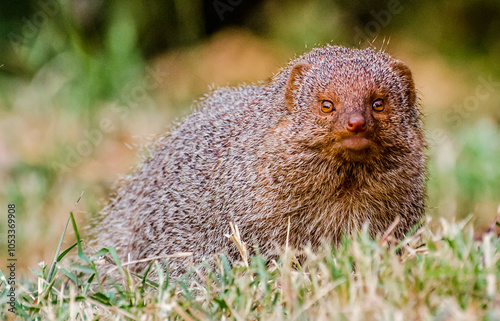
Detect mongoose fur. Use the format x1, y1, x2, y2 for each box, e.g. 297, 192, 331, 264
91, 45, 426, 277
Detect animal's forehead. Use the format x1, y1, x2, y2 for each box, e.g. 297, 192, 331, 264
304, 48, 392, 79
317, 58, 392, 97
323, 72, 378, 99
305, 46, 391, 64
328, 56, 391, 78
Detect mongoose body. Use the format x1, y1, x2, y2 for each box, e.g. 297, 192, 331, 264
93, 45, 426, 276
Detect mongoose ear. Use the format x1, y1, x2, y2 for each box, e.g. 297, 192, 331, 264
285, 61, 313, 112
390, 60, 416, 107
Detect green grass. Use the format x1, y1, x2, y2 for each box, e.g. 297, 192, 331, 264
1, 214, 499, 320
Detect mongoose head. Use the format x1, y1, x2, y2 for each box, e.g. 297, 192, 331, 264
283, 45, 422, 163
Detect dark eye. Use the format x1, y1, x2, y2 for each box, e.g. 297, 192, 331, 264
372, 99, 385, 112
321, 100, 335, 113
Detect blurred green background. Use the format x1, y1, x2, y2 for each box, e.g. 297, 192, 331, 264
1, 0, 499, 274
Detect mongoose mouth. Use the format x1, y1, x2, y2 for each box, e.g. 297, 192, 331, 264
341, 136, 371, 150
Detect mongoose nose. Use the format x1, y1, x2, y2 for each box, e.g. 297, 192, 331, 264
346, 115, 367, 133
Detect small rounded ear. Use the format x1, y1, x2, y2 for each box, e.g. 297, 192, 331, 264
285, 61, 312, 112
390, 60, 416, 107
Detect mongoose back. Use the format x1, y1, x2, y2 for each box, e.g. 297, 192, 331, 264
92, 45, 426, 276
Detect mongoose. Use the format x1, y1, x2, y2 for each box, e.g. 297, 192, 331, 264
91, 45, 426, 277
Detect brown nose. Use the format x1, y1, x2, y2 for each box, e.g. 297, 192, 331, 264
346, 115, 367, 133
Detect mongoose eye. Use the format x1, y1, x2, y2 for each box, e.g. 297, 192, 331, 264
321, 100, 335, 113
372, 99, 385, 112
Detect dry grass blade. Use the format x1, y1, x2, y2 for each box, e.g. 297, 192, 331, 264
106, 252, 193, 275
88, 298, 137, 319
379, 216, 401, 247
291, 279, 346, 321
225, 222, 249, 267
286, 216, 291, 251
172, 302, 196, 321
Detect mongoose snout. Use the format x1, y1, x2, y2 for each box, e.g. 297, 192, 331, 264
346, 115, 367, 133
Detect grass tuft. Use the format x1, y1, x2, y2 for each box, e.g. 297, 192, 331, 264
1, 215, 500, 320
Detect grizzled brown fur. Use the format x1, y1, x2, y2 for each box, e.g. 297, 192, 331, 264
91, 45, 426, 277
